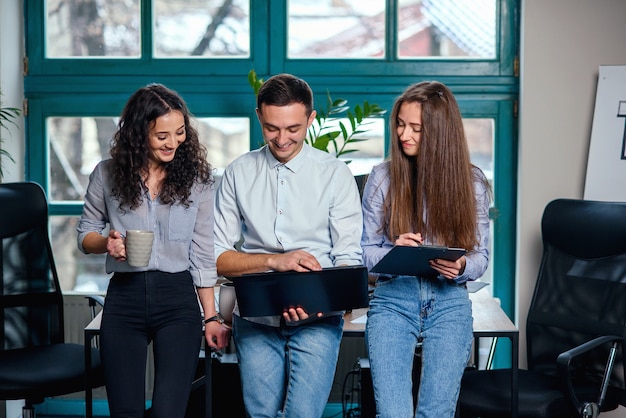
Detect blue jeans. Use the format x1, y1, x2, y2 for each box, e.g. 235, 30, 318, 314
232, 314, 343, 418
100, 271, 202, 418
366, 276, 473, 418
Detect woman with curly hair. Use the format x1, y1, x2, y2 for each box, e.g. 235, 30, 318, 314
361, 81, 492, 417
77, 84, 229, 418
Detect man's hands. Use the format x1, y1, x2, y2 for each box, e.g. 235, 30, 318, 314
217, 249, 326, 324
282, 306, 324, 324
277, 250, 324, 323
269, 249, 322, 273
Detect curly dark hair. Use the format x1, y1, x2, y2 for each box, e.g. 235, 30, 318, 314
109, 84, 212, 210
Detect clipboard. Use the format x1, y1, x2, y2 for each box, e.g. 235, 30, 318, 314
228, 265, 369, 317
370, 245, 466, 277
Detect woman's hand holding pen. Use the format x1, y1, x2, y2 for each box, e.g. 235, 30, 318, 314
395, 232, 424, 246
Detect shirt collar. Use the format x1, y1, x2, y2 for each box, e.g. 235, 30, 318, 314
263, 143, 310, 173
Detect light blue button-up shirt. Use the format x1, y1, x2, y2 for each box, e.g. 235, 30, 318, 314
361, 161, 490, 284
77, 159, 218, 288
214, 144, 363, 325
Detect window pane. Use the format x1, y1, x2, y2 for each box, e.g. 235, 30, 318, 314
287, 0, 386, 59
50, 216, 110, 292
465, 118, 494, 185
46, 0, 140, 58
154, 0, 250, 58
47, 116, 250, 202
464, 117, 494, 284
195, 117, 250, 175
318, 118, 385, 176
48, 117, 116, 202
398, 0, 496, 59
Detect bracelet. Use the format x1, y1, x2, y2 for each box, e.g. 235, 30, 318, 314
204, 314, 224, 325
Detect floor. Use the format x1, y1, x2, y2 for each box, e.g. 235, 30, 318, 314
33, 403, 344, 418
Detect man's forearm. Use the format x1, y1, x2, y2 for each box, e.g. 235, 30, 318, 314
216, 250, 275, 277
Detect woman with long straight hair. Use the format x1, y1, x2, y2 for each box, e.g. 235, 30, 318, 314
361, 81, 491, 417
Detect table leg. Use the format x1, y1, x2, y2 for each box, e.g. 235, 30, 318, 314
205, 344, 212, 418
511, 333, 519, 418
84, 331, 94, 418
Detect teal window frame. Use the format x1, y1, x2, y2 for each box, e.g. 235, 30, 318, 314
24, 0, 519, 322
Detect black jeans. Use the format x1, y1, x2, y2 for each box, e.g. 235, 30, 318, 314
100, 271, 202, 418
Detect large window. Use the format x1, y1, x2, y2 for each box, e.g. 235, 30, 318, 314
25, 0, 519, 317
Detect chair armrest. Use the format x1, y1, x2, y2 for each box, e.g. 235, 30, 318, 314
85, 295, 105, 308
85, 295, 105, 324
556, 335, 623, 415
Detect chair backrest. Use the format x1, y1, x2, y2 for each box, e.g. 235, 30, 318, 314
527, 198, 626, 390
0, 182, 65, 350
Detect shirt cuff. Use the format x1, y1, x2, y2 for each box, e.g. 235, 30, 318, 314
192, 268, 218, 288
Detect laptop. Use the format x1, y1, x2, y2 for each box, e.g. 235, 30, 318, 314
370, 245, 466, 277
228, 265, 369, 317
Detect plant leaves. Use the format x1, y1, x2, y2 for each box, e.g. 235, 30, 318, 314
354, 105, 363, 122
339, 121, 348, 141
313, 133, 333, 152
338, 149, 358, 156
246, 70, 389, 164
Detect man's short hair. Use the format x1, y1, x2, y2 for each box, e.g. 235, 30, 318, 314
257, 73, 314, 117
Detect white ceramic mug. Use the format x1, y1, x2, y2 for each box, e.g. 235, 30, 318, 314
125, 230, 154, 267
219, 281, 236, 324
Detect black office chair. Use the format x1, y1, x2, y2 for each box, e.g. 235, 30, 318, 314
0, 182, 105, 418
459, 198, 626, 418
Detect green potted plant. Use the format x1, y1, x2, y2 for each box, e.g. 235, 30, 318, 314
0, 91, 20, 181
248, 70, 386, 162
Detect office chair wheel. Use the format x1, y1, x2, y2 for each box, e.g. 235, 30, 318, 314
581, 402, 599, 418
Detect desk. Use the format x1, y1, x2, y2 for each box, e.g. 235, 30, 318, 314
343, 288, 519, 418
85, 287, 518, 418
469, 288, 519, 418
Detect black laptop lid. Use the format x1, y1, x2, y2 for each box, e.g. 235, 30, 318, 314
229, 265, 369, 317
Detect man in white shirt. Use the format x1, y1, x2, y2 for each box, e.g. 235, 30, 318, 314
213, 73, 362, 417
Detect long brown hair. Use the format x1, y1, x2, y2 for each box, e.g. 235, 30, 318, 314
384, 81, 482, 251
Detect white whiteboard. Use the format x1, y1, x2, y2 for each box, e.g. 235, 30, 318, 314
584, 65, 626, 201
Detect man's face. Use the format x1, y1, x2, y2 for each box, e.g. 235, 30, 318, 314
256, 103, 316, 163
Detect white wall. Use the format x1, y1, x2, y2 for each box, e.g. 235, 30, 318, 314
518, 0, 626, 358
0, 0, 24, 184
519, 1, 626, 415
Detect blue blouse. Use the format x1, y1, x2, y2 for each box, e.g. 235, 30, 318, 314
361, 161, 490, 284
77, 159, 218, 288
